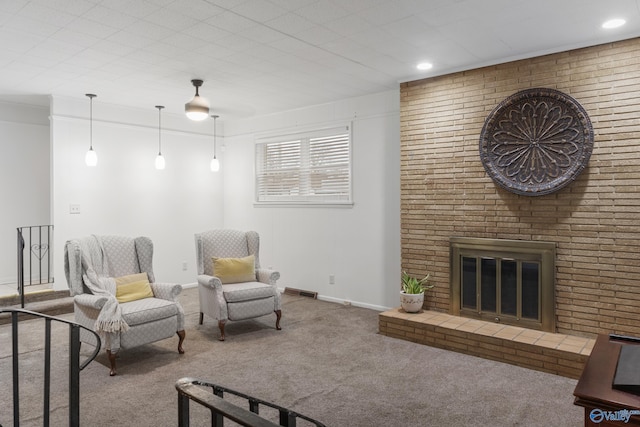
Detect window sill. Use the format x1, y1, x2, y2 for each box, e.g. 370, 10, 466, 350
253, 201, 354, 208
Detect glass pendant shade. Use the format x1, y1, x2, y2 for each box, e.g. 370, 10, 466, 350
155, 154, 166, 170
85, 147, 97, 167
185, 79, 209, 121
210, 157, 220, 172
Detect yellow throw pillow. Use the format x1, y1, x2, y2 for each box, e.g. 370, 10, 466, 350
116, 280, 154, 303
115, 272, 149, 287
213, 255, 256, 284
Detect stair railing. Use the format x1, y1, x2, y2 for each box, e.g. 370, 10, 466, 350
0, 308, 101, 427
16, 225, 54, 307
176, 377, 326, 427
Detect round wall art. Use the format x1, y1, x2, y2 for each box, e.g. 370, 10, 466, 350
479, 88, 594, 196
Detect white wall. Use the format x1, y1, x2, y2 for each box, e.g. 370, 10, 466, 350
3, 90, 400, 310
0, 101, 50, 285
50, 96, 224, 290
223, 90, 401, 310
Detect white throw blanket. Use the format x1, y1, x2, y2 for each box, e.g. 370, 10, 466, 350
81, 254, 129, 334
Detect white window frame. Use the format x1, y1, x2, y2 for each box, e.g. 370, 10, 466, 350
255, 123, 353, 207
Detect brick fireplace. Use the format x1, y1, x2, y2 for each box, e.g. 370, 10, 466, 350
380, 37, 640, 377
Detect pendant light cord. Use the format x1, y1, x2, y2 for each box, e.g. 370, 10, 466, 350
156, 105, 164, 155
212, 114, 219, 159
86, 94, 96, 150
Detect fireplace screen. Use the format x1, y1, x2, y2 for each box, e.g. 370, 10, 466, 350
451, 237, 555, 332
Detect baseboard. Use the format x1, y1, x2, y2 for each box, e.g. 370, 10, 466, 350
186, 282, 391, 312
283, 287, 318, 298
316, 294, 389, 312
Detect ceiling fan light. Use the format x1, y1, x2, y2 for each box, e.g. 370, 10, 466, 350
185, 79, 210, 121
185, 96, 210, 120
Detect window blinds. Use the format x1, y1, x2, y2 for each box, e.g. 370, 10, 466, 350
255, 125, 351, 204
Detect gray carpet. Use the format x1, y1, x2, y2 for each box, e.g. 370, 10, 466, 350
0, 287, 583, 426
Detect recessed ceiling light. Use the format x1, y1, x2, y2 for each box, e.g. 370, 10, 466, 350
417, 62, 433, 71
602, 18, 626, 29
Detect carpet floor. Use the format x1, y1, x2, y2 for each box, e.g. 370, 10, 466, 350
0, 287, 583, 426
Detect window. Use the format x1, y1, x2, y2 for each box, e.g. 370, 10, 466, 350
255, 124, 352, 205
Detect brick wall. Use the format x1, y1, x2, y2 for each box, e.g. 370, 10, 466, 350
400, 37, 640, 338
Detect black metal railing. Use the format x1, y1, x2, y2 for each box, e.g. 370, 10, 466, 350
176, 377, 326, 427
17, 225, 54, 307
0, 308, 101, 427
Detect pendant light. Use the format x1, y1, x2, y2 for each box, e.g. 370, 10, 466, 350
210, 114, 220, 172
155, 105, 166, 170
185, 79, 209, 121
85, 94, 97, 167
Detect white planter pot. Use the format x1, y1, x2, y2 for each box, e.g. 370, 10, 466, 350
400, 291, 424, 313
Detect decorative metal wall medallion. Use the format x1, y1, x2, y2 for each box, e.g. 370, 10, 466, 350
479, 88, 594, 196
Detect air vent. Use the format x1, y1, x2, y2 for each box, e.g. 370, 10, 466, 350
283, 287, 318, 299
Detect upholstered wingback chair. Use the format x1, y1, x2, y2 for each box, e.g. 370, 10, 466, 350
194, 229, 282, 341
64, 234, 185, 376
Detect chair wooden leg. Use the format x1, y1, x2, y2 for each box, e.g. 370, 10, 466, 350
275, 309, 282, 330
218, 320, 226, 341
106, 349, 117, 376
177, 330, 186, 354
199, 312, 204, 325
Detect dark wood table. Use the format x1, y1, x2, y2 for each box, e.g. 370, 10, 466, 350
574, 334, 640, 426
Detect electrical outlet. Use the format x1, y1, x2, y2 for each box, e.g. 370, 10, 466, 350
69, 204, 81, 214
329, 274, 335, 285
182, 261, 187, 271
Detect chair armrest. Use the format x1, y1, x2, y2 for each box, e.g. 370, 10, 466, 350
256, 268, 280, 285
74, 293, 108, 309
151, 282, 182, 301
197, 274, 223, 290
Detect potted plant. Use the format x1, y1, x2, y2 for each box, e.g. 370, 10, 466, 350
400, 271, 433, 313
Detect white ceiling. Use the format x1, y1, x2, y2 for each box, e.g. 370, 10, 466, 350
1, 0, 639, 119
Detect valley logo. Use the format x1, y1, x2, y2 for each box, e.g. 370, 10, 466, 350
590, 408, 640, 424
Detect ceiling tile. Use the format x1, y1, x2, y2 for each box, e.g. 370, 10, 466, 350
322, 13, 374, 37
3, 15, 60, 38
206, 10, 257, 32
293, 25, 343, 46
63, 17, 121, 39
102, 0, 159, 19
144, 8, 200, 31
0, 29, 44, 54
230, 0, 288, 22
1, 0, 639, 118
293, 2, 351, 24
0, 0, 29, 14
80, 5, 139, 29
357, 1, 415, 26
18, 2, 77, 26
181, 22, 233, 43
164, 0, 225, 20
265, 12, 315, 34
